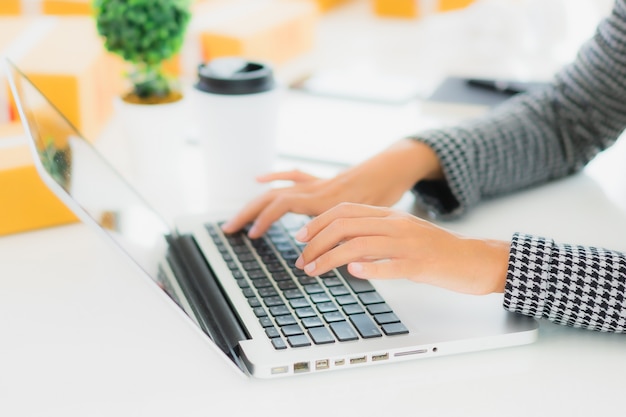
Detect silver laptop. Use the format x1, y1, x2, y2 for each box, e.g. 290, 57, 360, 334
6, 60, 539, 378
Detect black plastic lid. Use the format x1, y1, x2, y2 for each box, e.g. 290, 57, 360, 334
195, 57, 275, 95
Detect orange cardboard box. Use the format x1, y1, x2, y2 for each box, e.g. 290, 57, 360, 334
0, 122, 77, 236
0, 17, 33, 124
0, 1, 21, 15
5, 16, 124, 140
195, 0, 317, 67
42, 0, 92, 15
372, 0, 419, 18
437, 0, 474, 12
303, 0, 352, 12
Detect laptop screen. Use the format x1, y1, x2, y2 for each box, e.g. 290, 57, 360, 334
6, 60, 171, 281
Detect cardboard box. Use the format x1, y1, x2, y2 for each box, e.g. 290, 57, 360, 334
0, 1, 21, 15
372, 0, 419, 18
304, 0, 352, 12
42, 0, 92, 15
0, 17, 33, 124
437, 0, 474, 12
0, 122, 77, 236
195, 0, 317, 67
2, 16, 124, 141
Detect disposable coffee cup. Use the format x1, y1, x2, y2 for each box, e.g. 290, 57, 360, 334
192, 57, 280, 211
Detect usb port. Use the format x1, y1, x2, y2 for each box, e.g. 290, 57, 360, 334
315, 359, 329, 370
293, 362, 310, 373
372, 353, 389, 362
350, 356, 367, 365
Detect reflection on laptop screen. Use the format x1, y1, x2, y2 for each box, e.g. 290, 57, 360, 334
6, 61, 170, 280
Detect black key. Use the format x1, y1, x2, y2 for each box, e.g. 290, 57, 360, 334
308, 327, 335, 345
269, 305, 290, 316
257, 287, 278, 298
265, 327, 280, 338
335, 295, 357, 306
280, 249, 300, 261
281, 324, 304, 336
272, 337, 287, 350
248, 270, 267, 280
338, 265, 375, 293
367, 303, 392, 315
322, 277, 343, 287
283, 289, 303, 299
236, 253, 256, 262
374, 312, 400, 325
253, 307, 267, 317
236, 278, 249, 289
252, 278, 273, 289
381, 322, 409, 336
259, 317, 273, 328
316, 302, 338, 313
272, 271, 292, 282
287, 335, 311, 348
266, 262, 285, 273
343, 304, 365, 315
298, 276, 318, 286
303, 284, 325, 294
242, 261, 261, 271
310, 293, 331, 304
329, 321, 359, 342
301, 316, 324, 328
277, 280, 297, 291
231, 270, 244, 279
275, 314, 297, 326
263, 296, 285, 307
289, 298, 310, 309
329, 285, 350, 296
295, 307, 317, 319
358, 292, 384, 305
323, 311, 346, 323
242, 288, 255, 298
349, 313, 382, 338
248, 297, 261, 308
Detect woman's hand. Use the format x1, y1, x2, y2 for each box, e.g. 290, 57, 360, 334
294, 203, 509, 295
221, 139, 443, 238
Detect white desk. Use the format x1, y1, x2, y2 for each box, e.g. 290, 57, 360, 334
2, 1, 626, 416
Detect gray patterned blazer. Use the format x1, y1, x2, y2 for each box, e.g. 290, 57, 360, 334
410, 0, 626, 332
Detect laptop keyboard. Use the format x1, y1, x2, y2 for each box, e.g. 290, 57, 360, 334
205, 213, 408, 350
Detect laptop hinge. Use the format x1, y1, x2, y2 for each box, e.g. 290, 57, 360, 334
165, 233, 249, 370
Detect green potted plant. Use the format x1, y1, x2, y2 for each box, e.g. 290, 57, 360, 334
92, 0, 194, 207
93, 0, 192, 105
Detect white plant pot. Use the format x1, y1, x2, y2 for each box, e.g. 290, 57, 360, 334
114, 96, 188, 217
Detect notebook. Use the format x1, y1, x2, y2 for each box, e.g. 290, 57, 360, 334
5, 60, 539, 378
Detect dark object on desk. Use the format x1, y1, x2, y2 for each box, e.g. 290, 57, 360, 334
427, 76, 549, 108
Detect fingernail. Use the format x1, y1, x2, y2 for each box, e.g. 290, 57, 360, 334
295, 226, 308, 242
295, 255, 304, 269
248, 224, 260, 238
221, 220, 234, 232
349, 262, 363, 275
304, 261, 316, 274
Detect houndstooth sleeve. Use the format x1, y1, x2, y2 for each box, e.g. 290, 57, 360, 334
504, 233, 626, 332
409, 0, 626, 218
405, 0, 626, 332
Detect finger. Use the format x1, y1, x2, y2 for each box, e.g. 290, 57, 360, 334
297, 203, 391, 242
221, 191, 279, 233
256, 169, 318, 184
301, 236, 398, 276
347, 259, 416, 280
247, 193, 330, 238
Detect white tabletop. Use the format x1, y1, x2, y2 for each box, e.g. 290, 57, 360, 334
2, 1, 625, 416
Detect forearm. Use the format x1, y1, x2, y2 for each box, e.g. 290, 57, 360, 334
408, 0, 626, 217
504, 233, 626, 332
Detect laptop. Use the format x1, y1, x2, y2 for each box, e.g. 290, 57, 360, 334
5, 60, 539, 378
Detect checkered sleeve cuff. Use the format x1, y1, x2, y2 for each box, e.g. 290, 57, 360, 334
504, 233, 626, 333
